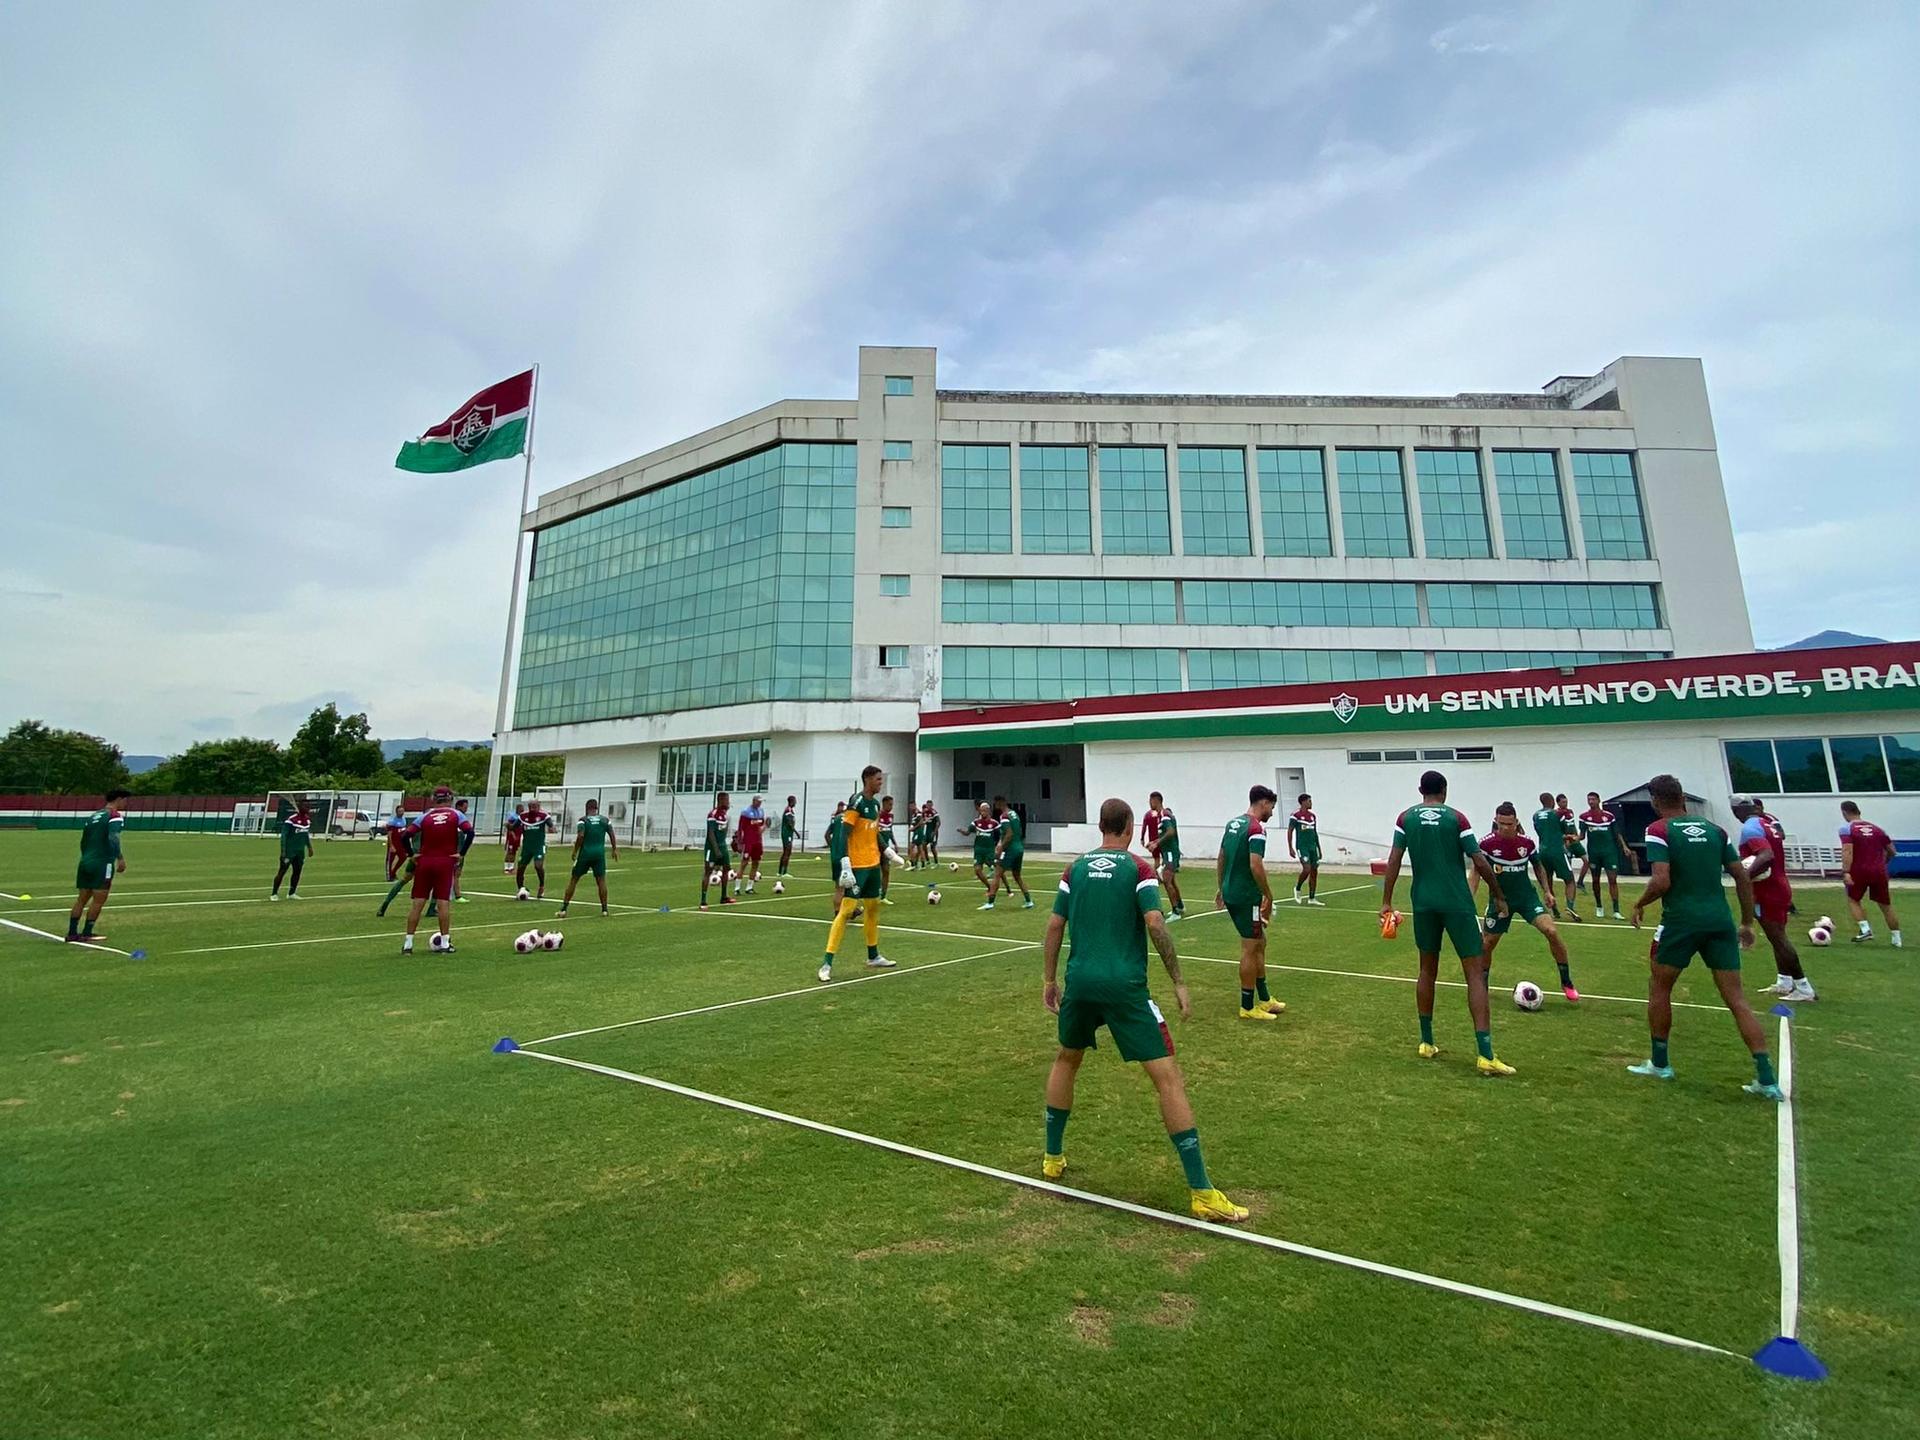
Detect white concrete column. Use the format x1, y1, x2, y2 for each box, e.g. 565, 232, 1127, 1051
1400, 446, 1427, 558
1086, 443, 1104, 555
1479, 446, 1508, 558
1322, 444, 1345, 557
1164, 444, 1184, 554
1007, 442, 1024, 555
1243, 442, 1264, 556
1556, 445, 1586, 560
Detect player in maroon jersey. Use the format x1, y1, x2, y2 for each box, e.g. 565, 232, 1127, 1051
1731, 795, 1814, 1000
401, 786, 471, 955
1140, 792, 1164, 855
1839, 800, 1902, 946
1472, 803, 1579, 1001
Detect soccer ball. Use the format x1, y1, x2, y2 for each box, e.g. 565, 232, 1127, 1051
949, 862, 958, 872
773, 880, 784, 895
542, 931, 564, 951
516, 887, 531, 901
429, 932, 451, 953
727, 869, 738, 881
928, 889, 942, 906
1512, 980, 1544, 1011
1808, 925, 1833, 947
707, 869, 721, 886
1816, 914, 1834, 931
514, 931, 539, 953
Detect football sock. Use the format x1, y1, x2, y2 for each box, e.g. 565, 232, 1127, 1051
1169, 1127, 1210, 1190
1241, 988, 1255, 1011
82, 916, 96, 936
1308, 879, 1317, 899
1045, 1105, 1070, 1156
1556, 961, 1573, 987
1474, 1030, 1494, 1061
1254, 977, 1272, 1003
824, 897, 856, 958
67, 915, 79, 937
1651, 1036, 1670, 1069
863, 903, 880, 950
1753, 1052, 1778, 1088
380, 876, 406, 913
1418, 1013, 1434, 1046
1858, 920, 1871, 935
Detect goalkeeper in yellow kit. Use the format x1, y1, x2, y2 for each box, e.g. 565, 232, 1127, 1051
817, 765, 897, 983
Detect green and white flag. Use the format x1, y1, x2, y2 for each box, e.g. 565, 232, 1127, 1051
395, 369, 533, 473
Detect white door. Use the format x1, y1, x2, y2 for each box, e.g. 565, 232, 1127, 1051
1276, 767, 1305, 808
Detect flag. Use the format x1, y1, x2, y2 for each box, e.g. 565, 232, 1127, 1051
395, 370, 533, 473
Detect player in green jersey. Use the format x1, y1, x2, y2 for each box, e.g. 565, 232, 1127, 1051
980, 797, 1034, 910
1471, 802, 1578, 1001
963, 802, 997, 891
1150, 803, 1185, 920
1042, 797, 1248, 1224
778, 795, 798, 877
1286, 794, 1323, 905
1381, 770, 1514, 1075
555, 797, 619, 917
1577, 790, 1634, 920
818, 766, 894, 982
925, 802, 942, 868
1532, 792, 1582, 921
1627, 774, 1780, 1099
269, 798, 313, 900
1216, 785, 1283, 1022
699, 793, 734, 910
879, 795, 898, 902
67, 788, 129, 944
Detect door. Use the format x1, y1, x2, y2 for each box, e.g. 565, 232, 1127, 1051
1275, 767, 1305, 808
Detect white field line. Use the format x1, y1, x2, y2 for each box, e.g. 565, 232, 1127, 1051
4, 879, 393, 900
512, 1047, 1740, 1362
519, 944, 1031, 1047
1775, 1016, 1803, 1340
12, 889, 405, 915
173, 913, 644, 955
0, 915, 135, 957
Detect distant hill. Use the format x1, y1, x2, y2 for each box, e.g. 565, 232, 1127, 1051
124, 754, 165, 774
380, 737, 489, 760
1772, 630, 1888, 651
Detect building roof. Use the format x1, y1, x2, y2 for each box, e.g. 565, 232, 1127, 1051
935, 388, 1569, 411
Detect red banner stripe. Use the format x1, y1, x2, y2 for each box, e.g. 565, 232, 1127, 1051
417, 370, 534, 440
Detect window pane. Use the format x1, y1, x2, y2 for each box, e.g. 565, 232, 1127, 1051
1774, 738, 1832, 794
1098, 447, 1171, 555
1723, 740, 1779, 794
1885, 733, 1920, 791
1830, 736, 1890, 792
1177, 448, 1251, 555
881, 506, 912, 528
880, 574, 910, 596
1182, 580, 1417, 627
1019, 445, 1092, 554
1572, 452, 1650, 559
884, 375, 914, 396
1337, 449, 1412, 557
1424, 583, 1661, 630
1415, 450, 1491, 558
1492, 451, 1570, 559
940, 647, 1179, 703
1256, 448, 1331, 557
939, 577, 1176, 625
882, 440, 913, 461
940, 444, 1012, 554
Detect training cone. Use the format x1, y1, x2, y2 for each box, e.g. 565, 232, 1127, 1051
658, 905, 671, 913
1753, 1336, 1827, 1380
492, 1037, 519, 1054
18, 894, 29, 901
1770, 1003, 1794, 1019
130, 949, 147, 961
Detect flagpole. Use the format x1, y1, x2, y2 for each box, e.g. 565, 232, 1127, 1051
483, 363, 539, 825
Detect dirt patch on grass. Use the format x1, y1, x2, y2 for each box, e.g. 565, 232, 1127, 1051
378, 1205, 511, 1251
1, 1098, 26, 1109
57, 1054, 86, 1065
43, 1299, 82, 1316
1067, 1304, 1112, 1348
851, 1237, 955, 1262
1809, 1304, 1897, 1337
1142, 1292, 1196, 1328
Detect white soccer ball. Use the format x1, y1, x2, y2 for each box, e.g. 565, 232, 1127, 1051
949, 862, 958, 872
707, 869, 721, 886
1808, 925, 1832, 947
1512, 980, 1544, 1011
543, 931, 564, 951
514, 931, 538, 953
727, 869, 738, 881
928, 889, 942, 906
430, 932, 451, 952
1816, 915, 1834, 932
516, 887, 531, 901
773, 880, 784, 895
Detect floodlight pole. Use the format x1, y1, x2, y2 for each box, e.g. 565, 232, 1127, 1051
483, 363, 539, 827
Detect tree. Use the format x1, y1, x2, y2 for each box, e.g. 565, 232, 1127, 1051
416, 747, 564, 796
153, 738, 293, 795
287, 703, 386, 782
0, 720, 132, 794
390, 747, 441, 782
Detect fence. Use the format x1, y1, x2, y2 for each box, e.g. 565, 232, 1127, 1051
528, 780, 863, 852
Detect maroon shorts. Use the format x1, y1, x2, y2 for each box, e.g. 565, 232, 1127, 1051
1846, 874, 1891, 905
738, 838, 763, 861
412, 858, 455, 902
1754, 885, 1793, 925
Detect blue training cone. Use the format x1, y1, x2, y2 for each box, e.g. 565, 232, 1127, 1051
130, 949, 147, 960
659, 905, 671, 913
492, 1037, 519, 1054
1770, 1003, 1793, 1019
1753, 1336, 1827, 1380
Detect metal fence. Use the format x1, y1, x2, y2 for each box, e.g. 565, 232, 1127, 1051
527, 780, 864, 851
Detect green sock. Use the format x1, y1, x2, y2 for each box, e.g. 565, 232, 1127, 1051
1651, 1036, 1670, 1068
1240, 988, 1255, 1010
1254, 976, 1271, 1003
1556, 962, 1572, 987
82, 918, 95, 936
1474, 1029, 1494, 1061
380, 877, 406, 914
67, 915, 79, 937
1169, 1127, 1210, 1189
1419, 1013, 1434, 1046
867, 944, 879, 960
1045, 1105, 1070, 1156
1754, 1052, 1777, 1087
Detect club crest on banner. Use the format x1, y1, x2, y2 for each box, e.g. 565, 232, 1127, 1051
451, 402, 496, 455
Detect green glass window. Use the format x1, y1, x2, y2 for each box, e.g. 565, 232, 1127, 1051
1830, 736, 1890, 792
659, 738, 770, 794
1188, 649, 1425, 689
1177, 447, 1251, 556
940, 647, 1181, 703
1572, 452, 1650, 559
1415, 450, 1491, 558
940, 577, 1176, 625
1433, 650, 1666, 674
940, 444, 1012, 554
1774, 738, 1833, 794
1723, 740, 1779, 794
1885, 733, 1920, 791
1337, 449, 1412, 557
1256, 449, 1332, 557
1099, 447, 1171, 555
1492, 452, 1570, 559
883, 440, 913, 461
1019, 446, 1092, 554
884, 375, 914, 396
880, 574, 911, 597
1424, 583, 1661, 630
515, 443, 854, 726
881, 506, 912, 529
1183, 581, 1418, 627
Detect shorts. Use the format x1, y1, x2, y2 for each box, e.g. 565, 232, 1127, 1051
1483, 898, 1547, 935
1651, 924, 1740, 972
75, 859, 115, 891
411, 858, 455, 903
1846, 875, 1891, 905
519, 844, 547, 867
705, 846, 730, 869
1226, 901, 1266, 940
572, 853, 607, 881
843, 865, 883, 900
1586, 845, 1621, 872
738, 840, 763, 862
1413, 909, 1485, 960
1159, 851, 1180, 873
999, 849, 1025, 876
1566, 839, 1587, 860
1541, 854, 1576, 884
1296, 847, 1321, 866
1057, 982, 1173, 1063
973, 846, 995, 867
1754, 888, 1792, 925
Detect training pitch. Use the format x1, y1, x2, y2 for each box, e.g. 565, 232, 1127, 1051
2, 832, 1914, 1439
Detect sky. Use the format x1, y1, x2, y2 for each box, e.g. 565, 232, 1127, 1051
3, 1, 1916, 755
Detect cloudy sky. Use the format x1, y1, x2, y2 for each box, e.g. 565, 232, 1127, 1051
3, 1, 1915, 755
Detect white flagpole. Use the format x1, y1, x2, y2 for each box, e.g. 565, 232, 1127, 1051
483, 364, 539, 826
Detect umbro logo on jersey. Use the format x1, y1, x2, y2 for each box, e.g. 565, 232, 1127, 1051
1088, 855, 1117, 876
1330, 692, 1359, 724
1678, 823, 1708, 839
1417, 807, 1444, 824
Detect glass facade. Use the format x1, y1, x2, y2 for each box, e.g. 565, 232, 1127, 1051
1189, 649, 1426, 689
1184, 580, 1418, 627
1337, 449, 1412, 557
942, 577, 1175, 625
1492, 451, 1571, 559
658, 737, 770, 794
941, 444, 1012, 553
942, 647, 1181, 703
515, 442, 853, 727
1177, 447, 1252, 556
1099, 447, 1171, 555
1019, 445, 1092, 554
1433, 650, 1666, 673
1572, 452, 1650, 559
1830, 735, 1890, 791
1256, 448, 1332, 557
1725, 734, 1920, 795
1415, 450, 1492, 559
1425, 583, 1661, 630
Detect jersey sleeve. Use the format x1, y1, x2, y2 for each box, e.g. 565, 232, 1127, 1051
1644, 819, 1669, 861
1839, 823, 1854, 844
1246, 819, 1266, 855
1720, 832, 1738, 866
1051, 870, 1072, 919
1456, 813, 1480, 856
1391, 809, 1408, 844
109, 814, 124, 859
1133, 855, 1162, 914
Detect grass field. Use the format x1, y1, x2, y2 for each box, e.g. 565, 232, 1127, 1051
3, 830, 1915, 1439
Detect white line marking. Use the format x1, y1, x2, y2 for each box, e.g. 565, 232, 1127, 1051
13, 889, 405, 915
0, 915, 134, 957
0, 891, 22, 900
173, 912, 641, 955
1775, 1015, 1802, 1340
520, 944, 1030, 1047
512, 1047, 1739, 1361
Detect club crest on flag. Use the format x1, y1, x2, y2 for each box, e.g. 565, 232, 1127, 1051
1330, 692, 1360, 724
451, 402, 496, 456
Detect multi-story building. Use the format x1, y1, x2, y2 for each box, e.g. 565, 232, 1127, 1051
496, 346, 1794, 846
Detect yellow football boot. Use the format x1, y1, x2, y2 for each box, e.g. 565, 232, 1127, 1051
1417, 1042, 1442, 1059
1475, 1055, 1517, 1077
1042, 1152, 1066, 1180
1190, 1188, 1250, 1223
1238, 1006, 1279, 1022
1256, 997, 1287, 1015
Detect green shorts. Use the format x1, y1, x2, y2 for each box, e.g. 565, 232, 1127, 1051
1483, 898, 1547, 935
1652, 924, 1740, 972
1159, 851, 1180, 873
1413, 909, 1485, 960
1586, 844, 1621, 873
973, 844, 994, 867
999, 849, 1024, 876
1226, 901, 1266, 940
1565, 839, 1586, 860
520, 842, 547, 866
1541, 854, 1575, 884
843, 865, 883, 899
1057, 981, 1173, 1063
75, 858, 115, 891
1296, 847, 1321, 866
572, 853, 607, 881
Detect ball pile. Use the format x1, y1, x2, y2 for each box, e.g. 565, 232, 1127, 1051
1512, 980, 1544, 1011
1808, 914, 1835, 946
513, 929, 565, 952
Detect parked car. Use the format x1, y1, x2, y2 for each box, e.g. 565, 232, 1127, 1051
330, 809, 376, 837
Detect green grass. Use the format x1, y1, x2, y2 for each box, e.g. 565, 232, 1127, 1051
2, 831, 1915, 1439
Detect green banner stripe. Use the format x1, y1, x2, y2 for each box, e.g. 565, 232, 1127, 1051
396, 415, 528, 473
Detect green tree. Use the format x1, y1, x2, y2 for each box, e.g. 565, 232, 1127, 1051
0, 719, 133, 794
157, 738, 293, 795
415, 748, 564, 796
288, 704, 385, 782
390, 747, 441, 782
